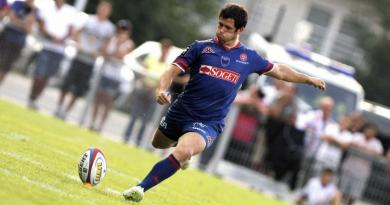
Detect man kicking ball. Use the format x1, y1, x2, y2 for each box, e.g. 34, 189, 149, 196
123, 3, 325, 202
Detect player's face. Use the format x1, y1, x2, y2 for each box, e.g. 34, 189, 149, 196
216, 17, 243, 44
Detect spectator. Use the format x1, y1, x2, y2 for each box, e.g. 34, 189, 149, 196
314, 115, 353, 176
268, 83, 297, 123
340, 123, 383, 205
295, 96, 336, 185
123, 38, 171, 144
89, 19, 134, 132
234, 84, 267, 114
27, 0, 75, 109
0, 0, 9, 20
296, 96, 336, 156
349, 111, 364, 134
54, 0, 115, 119
264, 83, 304, 190
296, 168, 342, 205
0, 0, 36, 85
225, 85, 266, 164
258, 78, 286, 106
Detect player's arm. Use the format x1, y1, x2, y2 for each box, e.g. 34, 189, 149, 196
295, 195, 307, 205
265, 64, 326, 91
331, 191, 342, 205
155, 65, 183, 105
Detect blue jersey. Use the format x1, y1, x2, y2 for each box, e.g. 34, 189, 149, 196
169, 38, 273, 126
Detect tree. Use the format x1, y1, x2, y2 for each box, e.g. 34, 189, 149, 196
354, 0, 390, 106
78, 0, 218, 47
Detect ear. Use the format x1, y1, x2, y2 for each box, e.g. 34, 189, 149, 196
237, 27, 245, 34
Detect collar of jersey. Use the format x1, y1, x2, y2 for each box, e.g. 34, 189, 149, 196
213, 36, 241, 50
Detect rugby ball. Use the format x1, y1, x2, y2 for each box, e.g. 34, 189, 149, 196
78, 148, 107, 186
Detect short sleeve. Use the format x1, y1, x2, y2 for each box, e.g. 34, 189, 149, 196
172, 41, 200, 72
324, 123, 339, 136
302, 178, 315, 196
108, 23, 115, 37
252, 52, 273, 75
373, 140, 384, 154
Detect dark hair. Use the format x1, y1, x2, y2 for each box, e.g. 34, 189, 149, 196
256, 88, 265, 99
363, 123, 378, 132
117, 19, 132, 32
99, 0, 112, 5
219, 3, 248, 30
321, 168, 334, 175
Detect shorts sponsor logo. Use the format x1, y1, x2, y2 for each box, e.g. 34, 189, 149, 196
199, 65, 240, 84
193, 122, 206, 128
192, 122, 207, 134
160, 117, 167, 129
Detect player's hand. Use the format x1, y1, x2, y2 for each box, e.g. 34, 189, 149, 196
309, 77, 326, 91
156, 90, 171, 105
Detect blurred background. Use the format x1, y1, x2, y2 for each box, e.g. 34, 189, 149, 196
1, 0, 389, 204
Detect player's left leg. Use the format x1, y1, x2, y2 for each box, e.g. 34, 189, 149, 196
123, 132, 206, 202
151, 129, 177, 149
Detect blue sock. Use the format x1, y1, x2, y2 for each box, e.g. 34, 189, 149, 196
138, 154, 181, 192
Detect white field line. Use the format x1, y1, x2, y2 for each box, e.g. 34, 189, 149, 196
4, 132, 31, 141
0, 167, 93, 204
39, 144, 77, 159
0, 151, 44, 168
109, 169, 140, 182
105, 188, 122, 196
65, 173, 81, 182
65, 173, 123, 197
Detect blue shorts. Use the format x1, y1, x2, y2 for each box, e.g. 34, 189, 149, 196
158, 114, 221, 148
34, 49, 63, 78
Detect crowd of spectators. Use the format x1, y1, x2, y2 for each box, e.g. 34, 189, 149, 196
229, 78, 387, 204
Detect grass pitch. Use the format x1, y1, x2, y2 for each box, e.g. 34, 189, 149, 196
0, 99, 287, 205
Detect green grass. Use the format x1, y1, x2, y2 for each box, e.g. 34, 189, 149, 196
0, 99, 287, 205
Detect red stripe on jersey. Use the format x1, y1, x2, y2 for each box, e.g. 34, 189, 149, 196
173, 57, 190, 72
257, 62, 274, 75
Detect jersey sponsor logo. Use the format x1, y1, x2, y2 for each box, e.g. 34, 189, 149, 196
180, 45, 191, 56
239, 53, 247, 61
199, 65, 240, 84
221, 56, 230, 67
201, 47, 215, 54
236, 53, 249, 65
